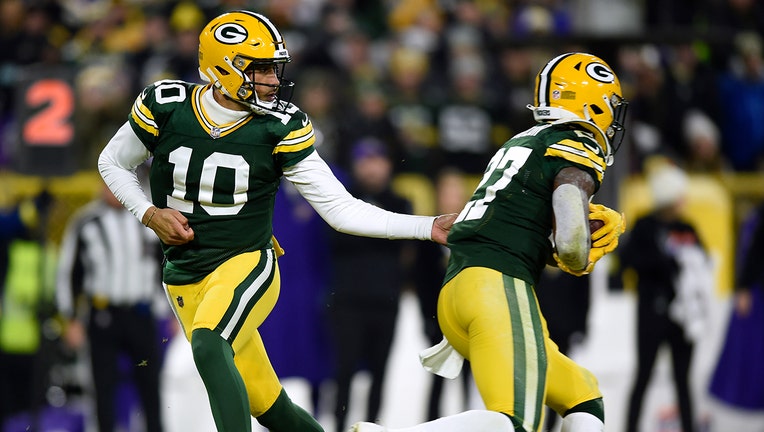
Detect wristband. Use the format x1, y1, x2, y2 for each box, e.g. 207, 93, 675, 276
145, 207, 158, 228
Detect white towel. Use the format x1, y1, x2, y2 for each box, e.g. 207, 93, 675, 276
419, 337, 465, 379
670, 244, 713, 343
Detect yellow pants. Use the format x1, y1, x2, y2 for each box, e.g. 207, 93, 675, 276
165, 249, 284, 416
437, 267, 602, 432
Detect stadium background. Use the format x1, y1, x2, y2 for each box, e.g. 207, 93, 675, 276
1, 0, 763, 431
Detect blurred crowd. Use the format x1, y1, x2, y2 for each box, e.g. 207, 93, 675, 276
1, 0, 763, 178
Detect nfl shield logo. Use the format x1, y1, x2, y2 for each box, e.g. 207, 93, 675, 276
176, 296, 184, 307
210, 127, 221, 139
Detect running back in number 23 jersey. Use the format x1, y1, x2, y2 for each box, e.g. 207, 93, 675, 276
128, 79, 315, 285
445, 122, 607, 287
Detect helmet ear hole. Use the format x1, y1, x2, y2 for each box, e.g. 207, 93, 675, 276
590, 104, 604, 115
215, 66, 230, 76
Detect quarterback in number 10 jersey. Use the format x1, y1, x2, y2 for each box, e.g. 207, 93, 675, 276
129, 80, 315, 284
445, 123, 607, 286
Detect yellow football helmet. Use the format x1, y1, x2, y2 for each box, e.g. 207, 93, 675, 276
528, 52, 627, 165
198, 10, 293, 114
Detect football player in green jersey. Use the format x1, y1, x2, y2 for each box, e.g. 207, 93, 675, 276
351, 53, 627, 432
97, 10, 456, 432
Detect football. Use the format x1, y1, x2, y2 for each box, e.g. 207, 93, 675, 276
590, 218, 605, 233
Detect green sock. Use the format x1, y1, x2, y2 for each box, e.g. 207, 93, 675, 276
256, 389, 324, 432
191, 328, 251, 432
565, 397, 605, 423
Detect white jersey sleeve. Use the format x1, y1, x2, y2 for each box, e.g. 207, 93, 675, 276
283, 151, 435, 241
97, 122, 154, 221
552, 183, 589, 270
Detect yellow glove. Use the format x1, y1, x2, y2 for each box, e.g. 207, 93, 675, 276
589, 202, 625, 250
554, 243, 616, 276
553, 252, 594, 276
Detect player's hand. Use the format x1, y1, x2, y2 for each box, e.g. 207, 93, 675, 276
144, 207, 194, 245
554, 203, 624, 276
554, 243, 612, 276
554, 235, 620, 276
589, 202, 625, 250
432, 213, 457, 246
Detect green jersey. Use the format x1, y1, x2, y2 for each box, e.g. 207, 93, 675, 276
445, 123, 607, 286
128, 80, 315, 284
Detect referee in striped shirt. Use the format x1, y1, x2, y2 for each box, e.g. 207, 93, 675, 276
56, 182, 165, 432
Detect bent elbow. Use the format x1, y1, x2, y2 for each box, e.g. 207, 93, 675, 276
555, 228, 589, 270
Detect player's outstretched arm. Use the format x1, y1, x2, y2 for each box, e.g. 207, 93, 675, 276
284, 151, 443, 242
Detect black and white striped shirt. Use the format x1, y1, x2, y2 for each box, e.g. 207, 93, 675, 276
56, 200, 163, 319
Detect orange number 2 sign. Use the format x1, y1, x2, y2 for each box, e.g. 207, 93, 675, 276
22, 79, 75, 147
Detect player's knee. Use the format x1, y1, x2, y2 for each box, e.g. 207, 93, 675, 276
190, 327, 230, 365
564, 397, 604, 423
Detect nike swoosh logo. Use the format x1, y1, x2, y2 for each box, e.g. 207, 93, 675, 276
301, 117, 309, 127
582, 140, 601, 155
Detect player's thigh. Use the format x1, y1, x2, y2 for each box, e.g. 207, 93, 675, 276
438, 268, 547, 418
545, 337, 602, 416
165, 249, 281, 350
234, 329, 282, 416
437, 267, 506, 356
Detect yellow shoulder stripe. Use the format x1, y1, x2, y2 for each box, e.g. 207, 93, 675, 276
130, 98, 158, 137
545, 139, 605, 182
273, 122, 316, 154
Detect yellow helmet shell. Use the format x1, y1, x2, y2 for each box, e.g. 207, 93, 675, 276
198, 11, 290, 112
531, 52, 626, 162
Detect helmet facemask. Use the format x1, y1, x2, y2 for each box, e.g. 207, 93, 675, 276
582, 92, 629, 164
230, 55, 294, 114
606, 94, 628, 158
